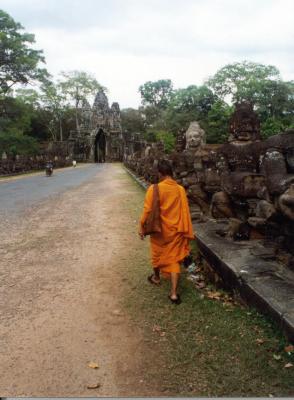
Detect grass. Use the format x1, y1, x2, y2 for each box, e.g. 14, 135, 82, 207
119, 167, 294, 397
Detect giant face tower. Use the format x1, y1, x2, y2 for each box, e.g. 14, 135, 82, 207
68, 90, 123, 162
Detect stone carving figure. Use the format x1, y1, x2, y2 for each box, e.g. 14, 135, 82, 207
211, 102, 265, 233
185, 121, 206, 150
228, 101, 260, 143
80, 99, 92, 131
110, 102, 122, 131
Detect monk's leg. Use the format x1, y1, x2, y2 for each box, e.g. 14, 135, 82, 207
154, 267, 160, 281
170, 272, 180, 299
148, 266, 160, 284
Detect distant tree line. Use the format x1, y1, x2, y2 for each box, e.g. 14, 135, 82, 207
0, 9, 104, 157
122, 62, 294, 151
1, 9, 293, 158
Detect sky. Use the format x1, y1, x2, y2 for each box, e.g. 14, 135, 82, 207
1, 0, 294, 108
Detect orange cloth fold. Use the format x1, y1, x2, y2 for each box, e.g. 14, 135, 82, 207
140, 178, 195, 271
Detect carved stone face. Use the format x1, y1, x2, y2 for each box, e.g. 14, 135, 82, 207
185, 122, 205, 149
229, 102, 260, 142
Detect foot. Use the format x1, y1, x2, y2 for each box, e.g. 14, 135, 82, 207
147, 274, 161, 285
168, 294, 181, 305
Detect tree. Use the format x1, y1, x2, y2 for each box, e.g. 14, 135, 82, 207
121, 108, 146, 134
139, 79, 174, 109
207, 61, 294, 137
0, 131, 39, 157
206, 61, 281, 104
155, 130, 175, 153
41, 81, 67, 141
165, 85, 216, 133
59, 71, 104, 131
205, 100, 233, 143
0, 95, 33, 135
0, 9, 49, 96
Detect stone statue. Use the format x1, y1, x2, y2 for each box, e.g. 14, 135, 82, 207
185, 121, 206, 150
228, 102, 261, 143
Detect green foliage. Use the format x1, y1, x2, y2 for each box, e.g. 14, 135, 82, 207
165, 85, 216, 134
206, 61, 294, 137
0, 96, 34, 135
41, 80, 67, 141
0, 131, 39, 156
59, 70, 104, 131
143, 130, 157, 143
0, 9, 49, 95
139, 79, 174, 109
206, 61, 281, 103
155, 130, 176, 153
205, 100, 233, 143
121, 108, 146, 133
142, 130, 175, 153
260, 117, 293, 139
59, 70, 104, 107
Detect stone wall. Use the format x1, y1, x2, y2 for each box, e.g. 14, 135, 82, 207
0, 141, 72, 175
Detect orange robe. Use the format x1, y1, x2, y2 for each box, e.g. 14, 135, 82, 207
140, 178, 194, 275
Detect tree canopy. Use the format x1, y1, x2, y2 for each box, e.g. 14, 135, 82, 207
59, 70, 104, 131
139, 79, 174, 109
0, 9, 49, 96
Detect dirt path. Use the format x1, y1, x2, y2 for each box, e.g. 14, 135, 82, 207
0, 163, 152, 397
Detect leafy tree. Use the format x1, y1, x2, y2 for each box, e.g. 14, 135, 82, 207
0, 131, 39, 157
121, 108, 146, 134
142, 129, 175, 153
59, 70, 104, 131
41, 81, 67, 141
165, 85, 216, 133
139, 79, 174, 109
206, 61, 281, 103
207, 61, 294, 137
0, 9, 49, 95
205, 100, 233, 143
155, 130, 175, 153
0, 96, 33, 135
14, 88, 40, 108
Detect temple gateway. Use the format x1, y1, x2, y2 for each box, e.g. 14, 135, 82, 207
67, 90, 124, 162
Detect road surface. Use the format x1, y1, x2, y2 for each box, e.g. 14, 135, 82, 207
0, 163, 154, 397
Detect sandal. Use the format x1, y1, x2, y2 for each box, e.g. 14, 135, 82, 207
168, 294, 182, 305
147, 274, 161, 285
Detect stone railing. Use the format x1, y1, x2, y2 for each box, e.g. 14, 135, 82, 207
124, 104, 294, 268
0, 141, 72, 175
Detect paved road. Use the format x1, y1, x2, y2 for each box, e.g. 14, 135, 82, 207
0, 164, 106, 214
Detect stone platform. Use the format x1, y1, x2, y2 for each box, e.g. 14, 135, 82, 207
195, 219, 294, 342
125, 167, 294, 342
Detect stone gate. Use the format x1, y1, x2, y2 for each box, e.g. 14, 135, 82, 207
67, 90, 124, 162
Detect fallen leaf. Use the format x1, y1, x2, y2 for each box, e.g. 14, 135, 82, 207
206, 291, 222, 300
160, 332, 166, 337
88, 362, 99, 369
256, 339, 265, 345
284, 345, 294, 353
284, 363, 293, 368
87, 383, 101, 389
273, 354, 282, 360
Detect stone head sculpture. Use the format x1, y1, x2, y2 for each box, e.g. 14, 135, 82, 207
185, 122, 206, 150
229, 102, 261, 142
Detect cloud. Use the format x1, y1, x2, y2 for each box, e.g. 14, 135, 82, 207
1, 0, 293, 108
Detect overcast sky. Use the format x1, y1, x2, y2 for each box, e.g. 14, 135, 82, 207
1, 0, 294, 108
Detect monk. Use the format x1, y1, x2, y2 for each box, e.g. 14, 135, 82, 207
139, 159, 194, 304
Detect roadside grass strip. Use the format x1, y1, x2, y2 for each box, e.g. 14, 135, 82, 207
121, 170, 294, 397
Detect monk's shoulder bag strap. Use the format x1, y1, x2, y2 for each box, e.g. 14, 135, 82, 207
143, 183, 162, 236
